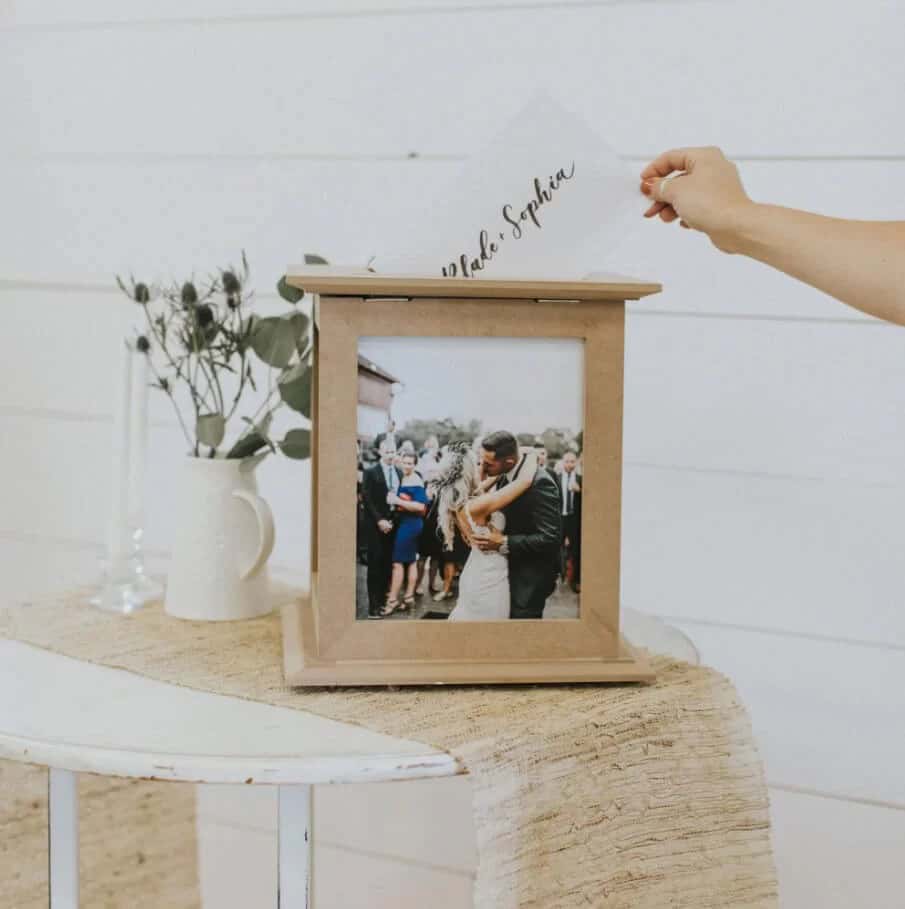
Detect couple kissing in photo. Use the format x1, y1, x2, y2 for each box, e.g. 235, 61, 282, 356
435, 431, 562, 621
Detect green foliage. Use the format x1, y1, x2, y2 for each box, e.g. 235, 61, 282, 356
116, 275, 154, 304
278, 360, 313, 417
388, 420, 581, 461
226, 412, 274, 460
279, 428, 311, 459
277, 275, 305, 304
277, 254, 328, 303
196, 413, 225, 449
226, 430, 269, 460
115, 251, 327, 462
249, 316, 299, 368
395, 418, 483, 450
538, 428, 580, 460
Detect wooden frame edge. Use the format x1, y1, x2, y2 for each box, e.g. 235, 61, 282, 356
282, 598, 654, 687
285, 269, 662, 302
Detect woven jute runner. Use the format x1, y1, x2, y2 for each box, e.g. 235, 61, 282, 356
1, 592, 777, 908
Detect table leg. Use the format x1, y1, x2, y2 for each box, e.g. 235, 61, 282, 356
48, 768, 79, 908
278, 784, 313, 908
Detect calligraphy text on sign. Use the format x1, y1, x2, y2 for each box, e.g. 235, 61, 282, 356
441, 163, 576, 278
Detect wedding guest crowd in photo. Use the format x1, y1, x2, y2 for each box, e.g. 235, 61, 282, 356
554, 448, 582, 594
356, 421, 584, 621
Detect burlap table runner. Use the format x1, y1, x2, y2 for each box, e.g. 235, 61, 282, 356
1, 592, 777, 908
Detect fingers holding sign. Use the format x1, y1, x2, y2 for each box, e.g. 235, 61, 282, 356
640, 148, 694, 225
638, 146, 753, 247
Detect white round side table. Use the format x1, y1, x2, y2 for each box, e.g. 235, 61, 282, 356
622, 607, 700, 665
0, 639, 461, 908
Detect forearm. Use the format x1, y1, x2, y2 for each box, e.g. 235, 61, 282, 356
396, 501, 425, 514
729, 203, 905, 325
508, 530, 559, 558
475, 475, 534, 516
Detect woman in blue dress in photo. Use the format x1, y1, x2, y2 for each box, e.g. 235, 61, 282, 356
383, 451, 429, 615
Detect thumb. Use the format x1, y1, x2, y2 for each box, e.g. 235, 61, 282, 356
645, 172, 683, 204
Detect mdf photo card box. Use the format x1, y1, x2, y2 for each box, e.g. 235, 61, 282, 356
281, 269, 662, 686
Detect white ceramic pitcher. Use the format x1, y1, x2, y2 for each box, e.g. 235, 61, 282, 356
164, 456, 275, 621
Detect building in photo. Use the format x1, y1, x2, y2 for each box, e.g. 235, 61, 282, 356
357, 353, 400, 443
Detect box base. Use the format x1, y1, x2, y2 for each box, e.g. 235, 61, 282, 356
280, 598, 655, 687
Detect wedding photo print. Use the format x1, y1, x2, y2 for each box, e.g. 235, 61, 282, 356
356, 336, 585, 623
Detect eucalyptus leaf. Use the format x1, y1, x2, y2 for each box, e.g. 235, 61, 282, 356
228, 411, 272, 459
278, 361, 312, 417
283, 309, 310, 343
226, 431, 268, 460
249, 316, 297, 368
276, 275, 305, 304
196, 413, 225, 448
257, 410, 273, 438
280, 429, 311, 460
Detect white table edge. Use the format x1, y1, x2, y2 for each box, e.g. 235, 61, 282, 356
0, 639, 463, 785
0, 732, 463, 785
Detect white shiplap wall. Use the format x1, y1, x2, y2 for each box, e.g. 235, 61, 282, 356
3, 1, 905, 905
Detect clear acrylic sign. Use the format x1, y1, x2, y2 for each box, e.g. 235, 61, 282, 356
373, 96, 639, 279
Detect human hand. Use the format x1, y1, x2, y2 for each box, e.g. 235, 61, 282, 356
640, 146, 753, 253
386, 492, 399, 506
474, 527, 505, 552
378, 519, 393, 534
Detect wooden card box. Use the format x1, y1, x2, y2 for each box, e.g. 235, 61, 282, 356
281, 269, 662, 686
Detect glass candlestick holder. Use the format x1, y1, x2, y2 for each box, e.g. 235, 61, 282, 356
90, 526, 163, 614
91, 339, 163, 614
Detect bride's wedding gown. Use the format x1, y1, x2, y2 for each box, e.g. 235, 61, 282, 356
448, 509, 510, 621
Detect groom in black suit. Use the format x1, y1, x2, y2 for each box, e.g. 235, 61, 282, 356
475, 431, 562, 619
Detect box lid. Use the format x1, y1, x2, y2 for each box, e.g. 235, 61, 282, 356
285, 266, 662, 302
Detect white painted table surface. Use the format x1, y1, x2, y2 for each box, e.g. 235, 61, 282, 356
0, 637, 461, 908
0, 639, 459, 783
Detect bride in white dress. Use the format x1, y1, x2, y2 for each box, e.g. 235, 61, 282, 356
432, 445, 538, 621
